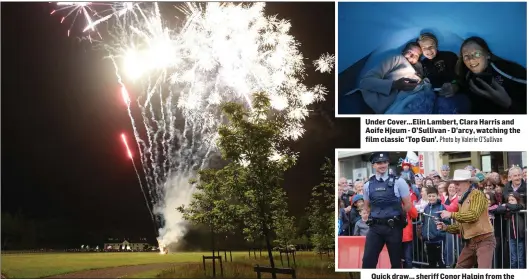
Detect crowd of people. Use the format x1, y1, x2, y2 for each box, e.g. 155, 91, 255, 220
338, 160, 527, 269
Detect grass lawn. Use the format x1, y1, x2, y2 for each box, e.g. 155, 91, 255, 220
159, 253, 353, 279
1, 252, 207, 278
1, 251, 358, 279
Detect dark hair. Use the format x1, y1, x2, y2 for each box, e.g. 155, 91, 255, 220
402, 42, 420, 54
423, 177, 435, 187
483, 178, 496, 187
426, 187, 438, 195
417, 32, 438, 46
456, 37, 493, 78
456, 36, 525, 81
485, 190, 497, 205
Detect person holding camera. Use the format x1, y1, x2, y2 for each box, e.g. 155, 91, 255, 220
362, 152, 412, 268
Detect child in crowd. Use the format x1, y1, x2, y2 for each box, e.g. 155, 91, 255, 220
485, 191, 498, 223
353, 209, 369, 236
402, 178, 419, 268
497, 193, 525, 268
415, 187, 429, 213
421, 187, 446, 268
349, 195, 364, 233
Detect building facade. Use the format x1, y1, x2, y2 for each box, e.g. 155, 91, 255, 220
440, 151, 527, 175
103, 238, 150, 251
337, 151, 526, 181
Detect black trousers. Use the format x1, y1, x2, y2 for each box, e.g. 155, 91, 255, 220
426, 242, 445, 268
362, 223, 403, 268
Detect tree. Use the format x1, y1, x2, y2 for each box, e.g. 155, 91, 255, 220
307, 157, 335, 256
217, 92, 297, 277
272, 191, 297, 251
178, 167, 239, 277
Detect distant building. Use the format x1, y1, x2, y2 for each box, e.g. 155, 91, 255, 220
104, 238, 150, 251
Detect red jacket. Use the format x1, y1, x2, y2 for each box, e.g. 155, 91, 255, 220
403, 190, 419, 242
444, 194, 459, 212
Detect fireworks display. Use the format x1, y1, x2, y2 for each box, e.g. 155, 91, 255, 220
50, 2, 137, 40
52, 2, 334, 251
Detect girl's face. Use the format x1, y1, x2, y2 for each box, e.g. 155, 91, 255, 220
438, 183, 446, 194
425, 180, 434, 187
421, 187, 428, 198
495, 185, 502, 194
416, 178, 423, 186
484, 182, 494, 192
462, 41, 489, 74
448, 183, 456, 196
508, 196, 517, 204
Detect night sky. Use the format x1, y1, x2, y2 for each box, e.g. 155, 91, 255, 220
1, 2, 359, 247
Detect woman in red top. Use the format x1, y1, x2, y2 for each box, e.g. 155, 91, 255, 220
443, 182, 460, 267
402, 179, 419, 268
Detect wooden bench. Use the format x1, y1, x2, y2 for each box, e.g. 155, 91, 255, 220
202, 255, 223, 277
253, 265, 296, 279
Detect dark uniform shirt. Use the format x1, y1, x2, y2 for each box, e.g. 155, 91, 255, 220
422, 51, 459, 88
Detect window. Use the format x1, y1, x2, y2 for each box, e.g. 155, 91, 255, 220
507, 152, 523, 168
448, 152, 471, 160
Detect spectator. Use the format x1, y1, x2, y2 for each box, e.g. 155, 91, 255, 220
438, 182, 448, 203
348, 195, 365, 234
338, 177, 349, 196
402, 178, 419, 268
488, 172, 501, 185
483, 178, 495, 193
444, 182, 459, 212
429, 171, 442, 186
523, 166, 527, 182
415, 174, 424, 188
485, 191, 499, 222
424, 177, 435, 188
339, 199, 352, 236
496, 192, 525, 268
465, 165, 477, 177
353, 209, 370, 236
476, 173, 486, 191
354, 181, 364, 196
421, 187, 447, 268
500, 171, 509, 185
338, 199, 345, 235
503, 166, 527, 205
443, 181, 460, 267
440, 165, 450, 181
415, 187, 429, 213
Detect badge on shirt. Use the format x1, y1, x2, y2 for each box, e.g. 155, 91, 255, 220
435, 60, 446, 73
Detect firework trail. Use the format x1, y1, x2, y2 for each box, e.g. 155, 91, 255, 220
100, 2, 334, 251
50, 2, 138, 40
121, 133, 157, 235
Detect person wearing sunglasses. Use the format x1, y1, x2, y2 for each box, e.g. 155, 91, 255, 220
456, 36, 527, 114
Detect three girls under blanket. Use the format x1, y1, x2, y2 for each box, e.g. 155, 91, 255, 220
354, 33, 526, 114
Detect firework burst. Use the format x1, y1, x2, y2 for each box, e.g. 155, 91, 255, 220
57, 2, 334, 250
50, 2, 138, 40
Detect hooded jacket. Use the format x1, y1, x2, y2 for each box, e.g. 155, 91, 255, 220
403, 193, 419, 242
421, 199, 446, 243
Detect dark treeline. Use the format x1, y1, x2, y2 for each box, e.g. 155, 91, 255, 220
1, 212, 312, 251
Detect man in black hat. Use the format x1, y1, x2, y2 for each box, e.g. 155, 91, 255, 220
362, 152, 412, 268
